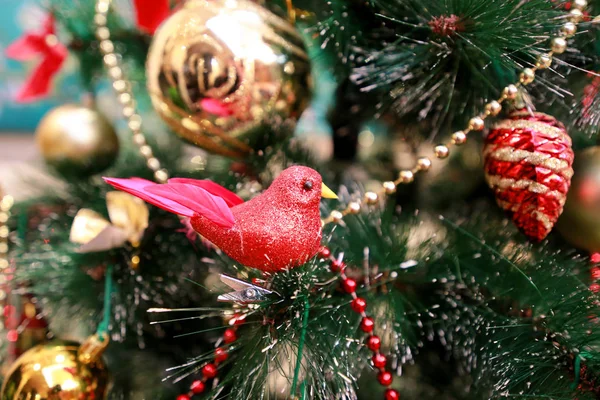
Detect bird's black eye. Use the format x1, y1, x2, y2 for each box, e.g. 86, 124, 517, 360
303, 180, 313, 190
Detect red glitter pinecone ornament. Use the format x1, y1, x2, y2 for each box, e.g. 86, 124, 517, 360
483, 110, 574, 241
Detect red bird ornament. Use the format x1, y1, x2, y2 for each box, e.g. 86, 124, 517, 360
104, 166, 338, 272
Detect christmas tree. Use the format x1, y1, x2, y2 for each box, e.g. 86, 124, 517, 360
2, 0, 600, 399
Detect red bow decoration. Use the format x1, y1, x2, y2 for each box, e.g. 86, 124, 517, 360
5, 15, 67, 103
133, 0, 171, 34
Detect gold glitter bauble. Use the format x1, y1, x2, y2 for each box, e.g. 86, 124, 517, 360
556, 146, 600, 251
1, 340, 110, 399
146, 0, 312, 158
36, 104, 119, 177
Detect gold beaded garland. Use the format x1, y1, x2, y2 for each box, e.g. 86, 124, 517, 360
416, 157, 432, 171
519, 68, 535, 85
347, 202, 361, 214
451, 131, 467, 145
399, 170, 414, 183
364, 192, 379, 205
536, 54, 552, 69
503, 84, 519, 99
561, 22, 577, 37
569, 8, 584, 23
383, 181, 396, 194
485, 101, 502, 116
551, 37, 567, 54
468, 117, 485, 131
434, 145, 450, 159
330, 211, 344, 224
321, 3, 585, 227
94, 0, 169, 183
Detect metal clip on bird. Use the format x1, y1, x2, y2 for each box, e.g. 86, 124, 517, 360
217, 274, 277, 304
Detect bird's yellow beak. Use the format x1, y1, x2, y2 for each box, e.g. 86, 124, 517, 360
321, 183, 338, 199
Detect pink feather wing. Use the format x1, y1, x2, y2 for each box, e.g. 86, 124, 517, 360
103, 177, 194, 217
168, 178, 244, 207
146, 184, 235, 228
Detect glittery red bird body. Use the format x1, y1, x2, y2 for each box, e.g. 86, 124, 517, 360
105, 166, 337, 272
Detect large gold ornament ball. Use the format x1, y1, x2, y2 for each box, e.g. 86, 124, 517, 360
1, 340, 110, 399
556, 146, 600, 251
146, 0, 312, 158
36, 104, 119, 177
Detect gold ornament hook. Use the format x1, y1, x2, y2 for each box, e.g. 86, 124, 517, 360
286, 0, 296, 24
78, 332, 110, 365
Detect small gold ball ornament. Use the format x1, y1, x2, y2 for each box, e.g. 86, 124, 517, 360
551, 37, 567, 54
536, 54, 552, 69
383, 181, 396, 194
36, 104, 119, 178
434, 145, 450, 159
556, 147, 600, 252
347, 202, 361, 214
330, 210, 344, 224
146, 0, 312, 158
485, 100, 502, 116
569, 8, 584, 23
416, 157, 432, 171
398, 170, 414, 183
519, 68, 535, 85
451, 131, 467, 145
468, 117, 485, 131
364, 192, 379, 205
1, 339, 110, 399
561, 22, 577, 37
503, 84, 519, 99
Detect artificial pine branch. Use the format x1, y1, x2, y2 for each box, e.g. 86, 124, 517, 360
425, 206, 600, 398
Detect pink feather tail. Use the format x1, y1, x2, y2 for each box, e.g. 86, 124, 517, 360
167, 178, 243, 207
103, 177, 236, 228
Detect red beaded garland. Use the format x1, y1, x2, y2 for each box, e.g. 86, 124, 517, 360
360, 316, 375, 333
319, 247, 331, 258
6, 329, 18, 342
202, 363, 218, 379
223, 328, 237, 344
372, 353, 387, 368
215, 347, 228, 363
190, 380, 205, 394
378, 371, 393, 386
342, 278, 357, 293
367, 335, 381, 351
330, 259, 345, 272
331, 253, 399, 400
180, 324, 241, 398
351, 297, 367, 313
